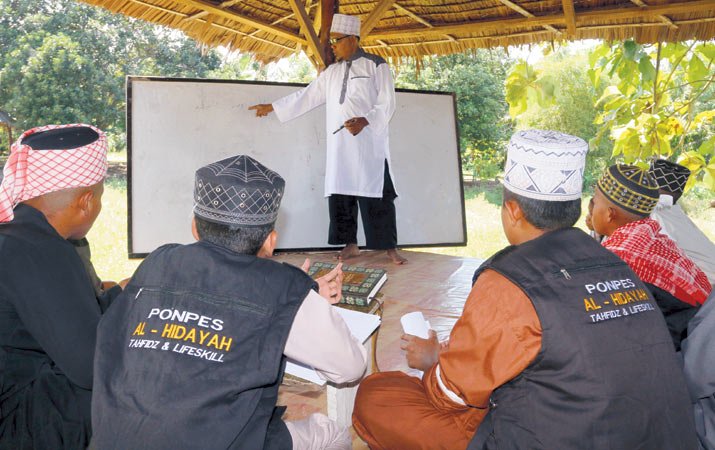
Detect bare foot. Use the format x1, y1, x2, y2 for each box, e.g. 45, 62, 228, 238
337, 243, 360, 260
387, 248, 407, 265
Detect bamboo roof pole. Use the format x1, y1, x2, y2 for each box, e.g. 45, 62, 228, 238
125, 0, 300, 52
629, 0, 678, 30
393, 3, 457, 44
170, 0, 307, 45
361, 0, 397, 37
181, 0, 242, 23
561, 0, 576, 37
288, 0, 326, 67
497, 0, 562, 36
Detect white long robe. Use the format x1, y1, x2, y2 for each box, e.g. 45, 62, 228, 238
650, 194, 715, 285
273, 49, 396, 198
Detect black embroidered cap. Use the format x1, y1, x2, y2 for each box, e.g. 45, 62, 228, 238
649, 159, 690, 195
597, 164, 660, 216
193, 155, 285, 226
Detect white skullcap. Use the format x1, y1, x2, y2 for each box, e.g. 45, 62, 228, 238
330, 14, 361, 37
503, 129, 588, 201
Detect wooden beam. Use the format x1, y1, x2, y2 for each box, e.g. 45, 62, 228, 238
561, 0, 576, 36
171, 0, 306, 45
244, 3, 318, 39
319, 0, 337, 67
182, 0, 242, 22
288, 0, 326, 67
365, 0, 715, 41
308, 0, 321, 35
127, 0, 299, 51
394, 3, 432, 28
629, 0, 678, 30
361, 0, 397, 37
497, 0, 561, 35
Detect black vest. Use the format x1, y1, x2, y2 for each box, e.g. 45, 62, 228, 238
469, 228, 697, 450
91, 241, 316, 450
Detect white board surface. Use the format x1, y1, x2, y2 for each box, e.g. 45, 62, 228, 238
128, 77, 465, 256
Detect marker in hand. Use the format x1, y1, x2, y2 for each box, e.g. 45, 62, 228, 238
333, 124, 345, 134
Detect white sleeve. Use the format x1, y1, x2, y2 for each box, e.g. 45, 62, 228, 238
272, 71, 328, 123
364, 63, 396, 134
284, 290, 367, 384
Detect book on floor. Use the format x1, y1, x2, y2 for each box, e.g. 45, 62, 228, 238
307, 261, 387, 307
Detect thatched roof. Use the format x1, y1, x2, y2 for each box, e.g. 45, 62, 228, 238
78, 0, 715, 65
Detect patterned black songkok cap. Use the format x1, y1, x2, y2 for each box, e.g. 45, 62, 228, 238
597, 164, 660, 216
649, 159, 690, 195
193, 155, 285, 226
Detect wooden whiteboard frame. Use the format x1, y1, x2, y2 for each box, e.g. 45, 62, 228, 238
127, 77, 466, 257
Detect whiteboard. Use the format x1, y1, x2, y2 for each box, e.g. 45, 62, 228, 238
128, 77, 466, 256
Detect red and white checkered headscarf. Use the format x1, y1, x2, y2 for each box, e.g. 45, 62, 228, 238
0, 124, 108, 223
603, 218, 712, 306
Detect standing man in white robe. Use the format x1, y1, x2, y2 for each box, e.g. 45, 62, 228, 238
249, 13, 406, 264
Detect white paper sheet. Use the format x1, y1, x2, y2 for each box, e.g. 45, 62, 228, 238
285, 307, 381, 385
400, 311, 432, 379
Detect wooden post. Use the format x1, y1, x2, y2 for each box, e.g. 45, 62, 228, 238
288, 0, 326, 68
319, 0, 337, 67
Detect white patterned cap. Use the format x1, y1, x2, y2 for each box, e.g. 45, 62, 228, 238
193, 155, 285, 227
503, 129, 588, 201
330, 14, 361, 37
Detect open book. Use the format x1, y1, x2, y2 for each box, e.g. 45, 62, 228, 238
285, 307, 381, 385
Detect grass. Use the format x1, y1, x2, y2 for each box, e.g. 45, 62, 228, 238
86, 176, 141, 282
88, 176, 714, 281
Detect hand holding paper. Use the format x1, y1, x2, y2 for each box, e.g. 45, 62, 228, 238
400, 311, 431, 339
400, 312, 439, 375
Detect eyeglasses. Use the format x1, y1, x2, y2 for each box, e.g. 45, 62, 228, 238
329, 35, 353, 45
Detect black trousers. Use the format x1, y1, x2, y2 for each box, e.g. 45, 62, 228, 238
328, 161, 397, 250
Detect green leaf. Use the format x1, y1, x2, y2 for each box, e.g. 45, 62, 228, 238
697, 136, 715, 157
695, 43, 715, 62
638, 56, 656, 82
588, 43, 612, 68
595, 85, 621, 108
693, 111, 715, 129
661, 42, 688, 61
687, 55, 708, 84
623, 40, 638, 61
703, 163, 715, 191
677, 151, 706, 172
587, 67, 602, 88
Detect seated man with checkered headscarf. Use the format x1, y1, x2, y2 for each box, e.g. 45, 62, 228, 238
0, 124, 123, 448
591, 164, 712, 350
91, 155, 366, 450
649, 159, 715, 285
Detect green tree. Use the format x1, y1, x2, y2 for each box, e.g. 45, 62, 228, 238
1, 33, 117, 129
589, 40, 715, 191
0, 0, 222, 146
396, 52, 513, 179
512, 46, 610, 189
505, 41, 715, 192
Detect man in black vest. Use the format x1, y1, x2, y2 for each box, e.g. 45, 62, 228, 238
91, 155, 367, 449
353, 130, 697, 449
